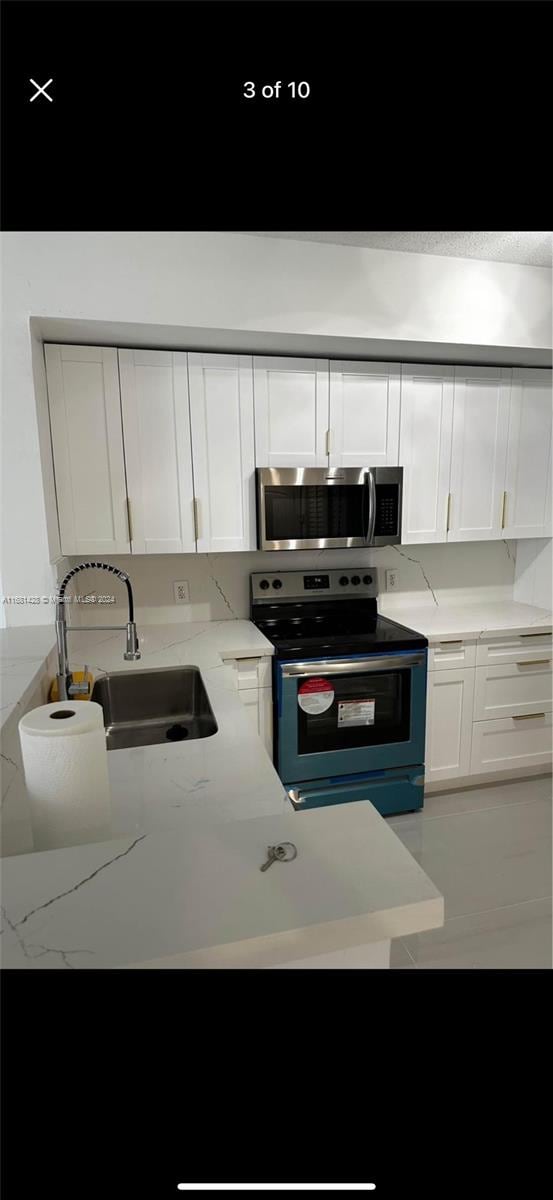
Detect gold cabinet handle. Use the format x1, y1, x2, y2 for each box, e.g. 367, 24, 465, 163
446, 493, 452, 531
515, 659, 550, 666
193, 498, 201, 541
325, 429, 332, 456
439, 640, 463, 646
521, 632, 552, 638
126, 498, 133, 543
512, 712, 546, 720
500, 490, 507, 529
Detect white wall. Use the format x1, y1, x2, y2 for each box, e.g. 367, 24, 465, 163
514, 539, 552, 610
1, 230, 551, 625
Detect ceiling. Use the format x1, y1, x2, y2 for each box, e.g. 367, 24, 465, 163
242, 231, 552, 267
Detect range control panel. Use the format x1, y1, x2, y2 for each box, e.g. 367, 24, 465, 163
251, 569, 378, 601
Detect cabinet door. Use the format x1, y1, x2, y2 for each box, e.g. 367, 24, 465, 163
399, 365, 454, 544
502, 368, 553, 539
448, 367, 511, 541
118, 350, 195, 554
259, 686, 274, 759
253, 356, 328, 466
188, 354, 255, 552
425, 668, 475, 784
238, 688, 273, 758
329, 361, 400, 467
45, 344, 130, 556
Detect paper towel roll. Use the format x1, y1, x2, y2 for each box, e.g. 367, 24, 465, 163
19, 700, 111, 851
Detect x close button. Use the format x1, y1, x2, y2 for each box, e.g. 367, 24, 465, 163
29, 78, 53, 103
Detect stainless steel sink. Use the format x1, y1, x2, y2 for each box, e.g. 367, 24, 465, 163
91, 666, 218, 750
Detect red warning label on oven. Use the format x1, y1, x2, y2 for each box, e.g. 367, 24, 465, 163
297, 677, 334, 714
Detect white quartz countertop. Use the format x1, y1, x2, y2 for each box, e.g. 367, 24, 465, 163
3, 620, 290, 833
379, 600, 552, 643
0, 800, 444, 969
0, 617, 446, 967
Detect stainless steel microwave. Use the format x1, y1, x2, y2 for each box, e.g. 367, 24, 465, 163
256, 466, 403, 551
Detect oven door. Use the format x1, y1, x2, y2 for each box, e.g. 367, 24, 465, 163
256, 467, 369, 550
276, 651, 427, 783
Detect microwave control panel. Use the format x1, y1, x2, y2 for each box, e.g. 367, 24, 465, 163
374, 485, 400, 537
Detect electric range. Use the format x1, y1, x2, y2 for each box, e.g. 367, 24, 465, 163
251, 568, 428, 816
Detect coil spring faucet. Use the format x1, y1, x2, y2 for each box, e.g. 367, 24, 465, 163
55, 561, 140, 701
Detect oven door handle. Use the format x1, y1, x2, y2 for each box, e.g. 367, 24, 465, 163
365, 468, 376, 545
281, 653, 427, 677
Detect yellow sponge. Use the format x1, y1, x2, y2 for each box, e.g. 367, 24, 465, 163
48, 669, 94, 702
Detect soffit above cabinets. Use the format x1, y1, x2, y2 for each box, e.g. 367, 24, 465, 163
241, 231, 553, 268
31, 317, 552, 370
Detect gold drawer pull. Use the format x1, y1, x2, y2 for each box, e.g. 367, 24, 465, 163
439, 640, 463, 646
515, 659, 551, 666
512, 712, 546, 720
521, 632, 552, 638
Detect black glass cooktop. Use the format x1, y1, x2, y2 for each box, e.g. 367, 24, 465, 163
253, 611, 428, 659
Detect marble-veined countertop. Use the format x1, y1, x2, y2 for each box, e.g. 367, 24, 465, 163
2, 598, 550, 970
379, 599, 552, 644
1, 618, 445, 968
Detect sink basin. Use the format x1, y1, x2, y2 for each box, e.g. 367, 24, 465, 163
91, 666, 218, 750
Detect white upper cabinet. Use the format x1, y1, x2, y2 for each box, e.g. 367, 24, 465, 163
45, 344, 130, 556
502, 368, 552, 539
118, 349, 195, 554
188, 353, 256, 552
447, 367, 512, 542
329, 361, 400, 466
253, 356, 329, 466
399, 365, 454, 544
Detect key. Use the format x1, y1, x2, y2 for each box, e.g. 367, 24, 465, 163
260, 842, 297, 871
260, 845, 280, 872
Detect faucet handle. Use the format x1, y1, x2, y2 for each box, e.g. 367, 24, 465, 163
124, 621, 141, 660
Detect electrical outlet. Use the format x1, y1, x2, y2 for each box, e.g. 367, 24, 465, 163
385, 569, 400, 592
173, 580, 190, 604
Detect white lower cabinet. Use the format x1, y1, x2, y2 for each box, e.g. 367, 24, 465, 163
473, 661, 553, 722
237, 689, 273, 758
470, 713, 553, 775
425, 667, 475, 784
223, 656, 273, 758
425, 632, 552, 791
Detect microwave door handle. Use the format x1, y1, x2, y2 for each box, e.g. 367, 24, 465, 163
365, 469, 376, 544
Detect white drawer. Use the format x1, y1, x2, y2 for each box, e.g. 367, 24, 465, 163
476, 633, 552, 667
474, 661, 553, 721
470, 712, 553, 775
428, 639, 477, 670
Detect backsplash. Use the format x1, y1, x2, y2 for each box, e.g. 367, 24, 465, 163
66, 541, 518, 627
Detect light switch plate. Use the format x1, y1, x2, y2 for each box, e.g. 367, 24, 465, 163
173, 580, 190, 603
385, 569, 400, 592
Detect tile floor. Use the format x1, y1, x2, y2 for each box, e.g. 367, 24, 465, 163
389, 774, 552, 969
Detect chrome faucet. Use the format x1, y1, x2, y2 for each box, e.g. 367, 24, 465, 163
55, 561, 141, 701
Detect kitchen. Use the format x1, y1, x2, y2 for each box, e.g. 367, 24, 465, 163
1, 230, 551, 969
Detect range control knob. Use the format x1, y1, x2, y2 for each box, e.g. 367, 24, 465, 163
272, 578, 283, 589
351, 575, 361, 585
363, 574, 373, 585
339, 576, 349, 586
259, 579, 270, 590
